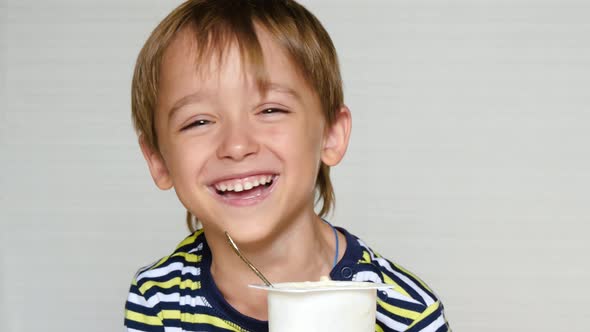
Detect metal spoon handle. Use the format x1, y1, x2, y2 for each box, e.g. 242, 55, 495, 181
225, 231, 273, 287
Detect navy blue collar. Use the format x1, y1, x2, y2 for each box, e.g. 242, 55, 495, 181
200, 226, 363, 331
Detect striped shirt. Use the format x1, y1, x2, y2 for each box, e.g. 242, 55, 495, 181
124, 227, 450, 332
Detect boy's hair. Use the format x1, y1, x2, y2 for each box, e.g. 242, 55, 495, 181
132, 0, 344, 232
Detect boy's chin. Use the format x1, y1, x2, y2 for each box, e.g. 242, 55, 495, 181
209, 214, 283, 246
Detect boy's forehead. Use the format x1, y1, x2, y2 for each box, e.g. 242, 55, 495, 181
159, 26, 311, 101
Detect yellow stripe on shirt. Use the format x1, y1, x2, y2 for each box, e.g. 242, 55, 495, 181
139, 277, 201, 294
361, 251, 371, 263
125, 309, 164, 326
377, 299, 421, 321
175, 230, 203, 250
147, 231, 204, 271
358, 250, 413, 298
140, 252, 202, 275
159, 310, 241, 331
381, 272, 412, 298
148, 255, 172, 272
406, 301, 441, 329
171, 252, 202, 263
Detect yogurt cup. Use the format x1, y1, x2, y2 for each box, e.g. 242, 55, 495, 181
250, 281, 392, 332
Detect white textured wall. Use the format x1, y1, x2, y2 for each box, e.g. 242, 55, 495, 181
1, 1, 589, 331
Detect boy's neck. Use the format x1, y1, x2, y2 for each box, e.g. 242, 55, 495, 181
207, 210, 343, 321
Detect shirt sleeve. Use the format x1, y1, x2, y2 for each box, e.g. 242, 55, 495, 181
124, 278, 165, 332
403, 300, 451, 332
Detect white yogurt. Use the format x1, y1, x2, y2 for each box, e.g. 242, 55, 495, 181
251, 280, 391, 332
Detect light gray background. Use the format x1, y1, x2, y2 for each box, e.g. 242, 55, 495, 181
1, 0, 589, 331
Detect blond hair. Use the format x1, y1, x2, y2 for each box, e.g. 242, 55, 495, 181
131, 0, 343, 232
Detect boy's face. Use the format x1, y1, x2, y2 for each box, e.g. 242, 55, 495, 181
140, 27, 350, 243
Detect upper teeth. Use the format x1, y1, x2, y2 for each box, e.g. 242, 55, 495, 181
214, 175, 274, 192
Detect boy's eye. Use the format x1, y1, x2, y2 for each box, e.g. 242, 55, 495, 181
260, 108, 288, 115
181, 119, 212, 131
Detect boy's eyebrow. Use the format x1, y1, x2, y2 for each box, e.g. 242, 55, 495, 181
264, 83, 302, 101
168, 91, 206, 119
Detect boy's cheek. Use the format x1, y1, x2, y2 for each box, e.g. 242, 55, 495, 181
165, 144, 209, 172
261, 125, 289, 141
259, 119, 313, 139
251, 124, 290, 148
170, 134, 215, 153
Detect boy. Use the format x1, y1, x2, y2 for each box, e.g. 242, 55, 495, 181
124, 0, 450, 331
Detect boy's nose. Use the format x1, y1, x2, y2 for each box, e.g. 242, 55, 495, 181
216, 120, 259, 161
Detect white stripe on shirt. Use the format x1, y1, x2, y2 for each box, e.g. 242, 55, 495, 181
136, 262, 200, 282
419, 313, 446, 332
358, 239, 435, 305
376, 311, 409, 331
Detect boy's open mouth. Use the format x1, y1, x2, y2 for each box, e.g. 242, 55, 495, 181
210, 174, 279, 205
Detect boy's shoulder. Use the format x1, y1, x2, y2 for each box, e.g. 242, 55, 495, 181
339, 228, 450, 331
339, 229, 439, 305
131, 229, 206, 296
125, 230, 248, 331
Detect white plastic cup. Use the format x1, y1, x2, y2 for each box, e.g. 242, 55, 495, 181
251, 281, 390, 332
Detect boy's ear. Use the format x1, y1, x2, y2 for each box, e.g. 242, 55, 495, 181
139, 135, 173, 190
321, 105, 352, 166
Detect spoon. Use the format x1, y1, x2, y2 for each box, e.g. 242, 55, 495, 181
224, 231, 273, 287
